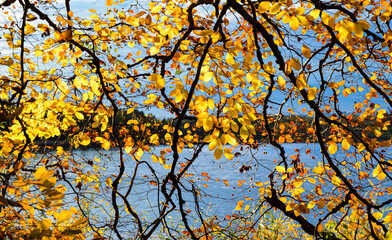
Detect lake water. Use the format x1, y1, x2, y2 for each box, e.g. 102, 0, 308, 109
39, 143, 392, 238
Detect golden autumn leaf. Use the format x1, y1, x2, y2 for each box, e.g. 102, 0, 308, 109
231, 121, 239, 132
38, 218, 52, 230
149, 73, 165, 89
317, 223, 323, 233
255, 181, 263, 187
289, 16, 300, 31
235, 200, 244, 211
106, 0, 113, 6
151, 154, 159, 163
301, 45, 311, 58
226, 52, 235, 65
291, 58, 301, 71
75, 112, 84, 120
276, 165, 285, 173
317, 200, 326, 209
150, 5, 162, 13
315, 185, 322, 196
214, 146, 223, 160
258, 1, 270, 13
240, 125, 249, 140
377, 109, 387, 119
342, 138, 350, 151
386, 230, 392, 240
223, 147, 233, 160
55, 210, 73, 224
296, 73, 306, 90
56, 29, 72, 42
35, 166, 54, 180
277, 75, 286, 88
270, 3, 281, 14
307, 87, 317, 101
145, 14, 152, 25
326, 201, 335, 212
328, 142, 338, 155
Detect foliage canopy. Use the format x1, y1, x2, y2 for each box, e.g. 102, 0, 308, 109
1, 0, 392, 239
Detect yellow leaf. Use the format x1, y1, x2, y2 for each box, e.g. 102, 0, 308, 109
309, 9, 320, 20
317, 223, 323, 232
80, 134, 91, 146
145, 14, 152, 25
102, 141, 110, 150
149, 73, 165, 89
195, 29, 214, 36
321, 12, 331, 26
317, 200, 326, 209
332, 175, 341, 186
204, 72, 214, 82
357, 20, 371, 30
373, 164, 386, 181
203, 116, 214, 132
289, 17, 300, 31
226, 52, 235, 65
214, 146, 223, 160
258, 1, 270, 13
342, 138, 350, 151
386, 230, 392, 240
313, 166, 324, 175
231, 121, 239, 132
38, 218, 52, 230
55, 210, 72, 224
291, 57, 301, 71
307, 87, 317, 101
327, 201, 335, 212
225, 134, 237, 145
223, 147, 234, 160
270, 3, 281, 14
307, 201, 316, 209
240, 125, 249, 140
301, 45, 311, 58
151, 154, 159, 163
377, 109, 386, 119
151, 5, 162, 13
308, 178, 316, 184
209, 138, 219, 151
296, 73, 306, 90
106, 0, 113, 6
315, 185, 322, 196
328, 82, 339, 89
60, 29, 72, 42
75, 112, 84, 120
276, 165, 285, 173
42, 177, 56, 190
35, 166, 54, 180
353, 22, 363, 37
245, 205, 250, 212
328, 142, 338, 155
374, 212, 383, 220
155, 76, 165, 89
235, 200, 244, 211
211, 32, 220, 43
150, 46, 160, 55
277, 76, 286, 88
81, 20, 92, 27
286, 203, 295, 211
255, 181, 263, 187
357, 143, 365, 152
